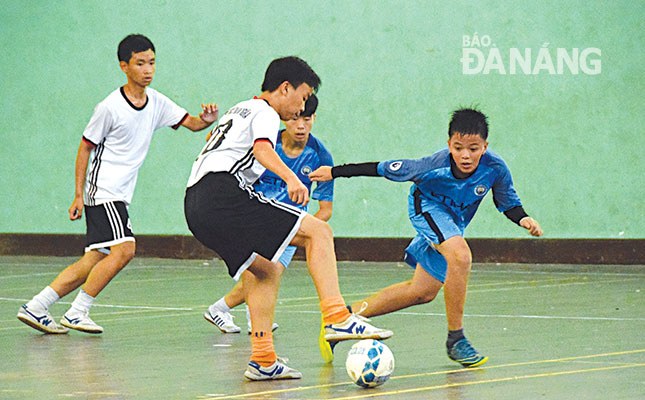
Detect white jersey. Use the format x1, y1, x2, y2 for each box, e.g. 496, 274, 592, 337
187, 98, 280, 188
83, 87, 187, 206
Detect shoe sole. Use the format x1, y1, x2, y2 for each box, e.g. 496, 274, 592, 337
17, 314, 68, 334
319, 316, 334, 363
203, 313, 241, 334
449, 354, 489, 368
324, 331, 393, 342
60, 320, 103, 334
243, 372, 302, 380
459, 356, 489, 368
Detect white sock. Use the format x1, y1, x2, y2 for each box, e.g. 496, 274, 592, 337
27, 286, 60, 311
212, 297, 231, 313
69, 289, 95, 315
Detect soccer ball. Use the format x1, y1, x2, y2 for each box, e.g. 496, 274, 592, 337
345, 339, 395, 388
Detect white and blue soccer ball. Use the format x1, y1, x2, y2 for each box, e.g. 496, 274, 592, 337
345, 339, 395, 388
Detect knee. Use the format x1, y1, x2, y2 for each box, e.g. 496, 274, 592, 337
448, 250, 472, 272
314, 219, 333, 240
405, 281, 438, 305
111, 242, 136, 266
410, 285, 438, 305
305, 218, 333, 244
265, 261, 283, 280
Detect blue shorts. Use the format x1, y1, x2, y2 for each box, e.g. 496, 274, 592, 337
405, 208, 465, 283
277, 245, 296, 268
404, 235, 447, 283
409, 208, 464, 245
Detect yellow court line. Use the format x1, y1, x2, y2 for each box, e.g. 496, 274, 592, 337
329, 363, 645, 400
200, 349, 645, 399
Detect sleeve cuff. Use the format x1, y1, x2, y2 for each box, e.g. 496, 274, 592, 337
254, 138, 274, 148
82, 136, 97, 148
172, 113, 190, 130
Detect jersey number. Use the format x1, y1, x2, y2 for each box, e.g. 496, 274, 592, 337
200, 119, 233, 156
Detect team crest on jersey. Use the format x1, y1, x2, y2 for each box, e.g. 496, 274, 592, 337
301, 165, 312, 175
474, 185, 487, 196
389, 161, 403, 171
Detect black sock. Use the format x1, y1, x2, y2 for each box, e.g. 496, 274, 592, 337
346, 304, 353, 314
446, 328, 465, 350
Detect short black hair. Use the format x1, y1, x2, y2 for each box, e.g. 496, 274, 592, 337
301, 94, 318, 117
448, 108, 488, 140
261, 56, 321, 93
118, 34, 155, 63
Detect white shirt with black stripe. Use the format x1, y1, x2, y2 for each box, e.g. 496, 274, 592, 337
82, 87, 188, 206
187, 98, 279, 188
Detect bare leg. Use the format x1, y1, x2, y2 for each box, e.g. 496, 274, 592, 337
50, 250, 106, 298
224, 280, 247, 309
434, 236, 472, 331
81, 241, 136, 297
290, 214, 341, 301
225, 263, 285, 309
351, 265, 443, 317
244, 256, 282, 334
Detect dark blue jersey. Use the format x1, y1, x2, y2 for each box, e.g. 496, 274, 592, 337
254, 131, 334, 210
377, 148, 522, 231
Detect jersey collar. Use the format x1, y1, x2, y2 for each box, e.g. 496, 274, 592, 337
120, 86, 149, 111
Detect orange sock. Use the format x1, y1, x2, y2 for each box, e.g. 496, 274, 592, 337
250, 331, 277, 367
320, 296, 351, 325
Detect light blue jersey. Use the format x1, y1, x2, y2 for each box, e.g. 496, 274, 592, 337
377, 148, 522, 282
253, 130, 334, 267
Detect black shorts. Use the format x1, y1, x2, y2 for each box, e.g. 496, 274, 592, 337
184, 172, 305, 280
85, 201, 135, 253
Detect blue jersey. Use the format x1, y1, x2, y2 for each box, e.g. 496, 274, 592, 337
254, 131, 334, 210
377, 148, 522, 231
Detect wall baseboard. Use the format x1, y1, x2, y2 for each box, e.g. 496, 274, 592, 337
1, 234, 643, 264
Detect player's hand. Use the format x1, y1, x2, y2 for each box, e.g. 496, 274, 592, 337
199, 103, 219, 124
309, 166, 333, 182
68, 196, 84, 220
287, 178, 309, 206
520, 217, 543, 237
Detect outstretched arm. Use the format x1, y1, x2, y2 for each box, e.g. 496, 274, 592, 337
310, 162, 380, 182
181, 103, 219, 132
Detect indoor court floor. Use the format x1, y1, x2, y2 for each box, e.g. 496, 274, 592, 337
1, 256, 643, 399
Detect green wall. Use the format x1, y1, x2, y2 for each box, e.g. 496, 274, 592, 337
1, 1, 643, 239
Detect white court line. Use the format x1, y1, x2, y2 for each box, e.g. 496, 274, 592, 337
0, 272, 59, 280
469, 277, 641, 293
390, 311, 645, 322
473, 269, 645, 277
0, 297, 192, 311
227, 308, 645, 322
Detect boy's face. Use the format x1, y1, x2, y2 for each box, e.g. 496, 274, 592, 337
120, 49, 156, 87
447, 132, 488, 174
275, 82, 313, 120
283, 114, 315, 145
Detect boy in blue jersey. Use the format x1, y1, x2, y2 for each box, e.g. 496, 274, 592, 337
310, 108, 542, 367
204, 94, 335, 334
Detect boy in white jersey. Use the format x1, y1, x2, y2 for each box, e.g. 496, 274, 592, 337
184, 57, 391, 380
17, 34, 218, 335
203, 94, 334, 334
